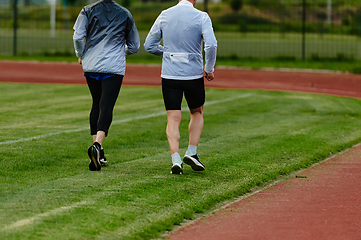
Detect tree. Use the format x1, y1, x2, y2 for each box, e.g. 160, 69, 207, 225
230, 0, 243, 13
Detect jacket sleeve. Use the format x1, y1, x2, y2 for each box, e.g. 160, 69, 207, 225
202, 13, 217, 74
73, 9, 87, 59
144, 14, 164, 56
125, 13, 140, 55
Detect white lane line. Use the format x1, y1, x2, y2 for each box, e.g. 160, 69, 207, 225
0, 128, 87, 145
0, 94, 252, 146
1, 201, 89, 231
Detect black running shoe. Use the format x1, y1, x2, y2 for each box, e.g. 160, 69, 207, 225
183, 154, 205, 171
99, 149, 107, 165
171, 163, 183, 175
88, 142, 101, 171
89, 160, 97, 171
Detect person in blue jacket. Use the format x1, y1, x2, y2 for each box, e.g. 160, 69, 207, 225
73, 0, 140, 171
144, 0, 217, 174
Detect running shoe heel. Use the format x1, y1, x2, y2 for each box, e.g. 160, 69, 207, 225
88, 143, 101, 171
183, 154, 205, 171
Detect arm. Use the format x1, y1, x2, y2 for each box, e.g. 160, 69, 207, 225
125, 14, 140, 56
144, 14, 164, 56
202, 13, 217, 80
73, 9, 88, 59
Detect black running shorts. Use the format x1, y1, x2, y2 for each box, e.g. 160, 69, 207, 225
162, 77, 205, 110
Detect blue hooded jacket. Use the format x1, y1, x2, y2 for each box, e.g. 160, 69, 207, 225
73, 0, 140, 75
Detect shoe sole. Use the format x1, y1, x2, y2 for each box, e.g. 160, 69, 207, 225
88, 145, 101, 171
171, 164, 183, 174
183, 155, 205, 171
100, 159, 107, 165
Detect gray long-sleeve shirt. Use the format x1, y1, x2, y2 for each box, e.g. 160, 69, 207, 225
73, 0, 140, 75
144, 0, 217, 80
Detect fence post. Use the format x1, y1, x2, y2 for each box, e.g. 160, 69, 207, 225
50, 0, 56, 37
204, 0, 208, 13
63, 0, 69, 31
327, 0, 332, 25
13, 0, 18, 56
302, 0, 306, 60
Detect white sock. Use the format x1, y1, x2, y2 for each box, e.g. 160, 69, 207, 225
171, 152, 182, 165
186, 145, 197, 156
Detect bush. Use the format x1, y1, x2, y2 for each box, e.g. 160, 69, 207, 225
310, 53, 355, 62
351, 67, 361, 74
229, 0, 243, 13
271, 55, 297, 61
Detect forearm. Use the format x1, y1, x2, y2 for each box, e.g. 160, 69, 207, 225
126, 24, 140, 55
202, 13, 217, 73
73, 38, 85, 59
144, 34, 164, 56
204, 44, 217, 73
125, 43, 140, 56
146, 44, 164, 56
73, 10, 87, 59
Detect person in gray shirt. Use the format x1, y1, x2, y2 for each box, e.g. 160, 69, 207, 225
73, 0, 140, 171
144, 0, 217, 174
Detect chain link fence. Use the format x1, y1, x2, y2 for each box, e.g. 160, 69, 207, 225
0, 0, 360, 60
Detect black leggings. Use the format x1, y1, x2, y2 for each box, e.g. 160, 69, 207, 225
86, 75, 123, 136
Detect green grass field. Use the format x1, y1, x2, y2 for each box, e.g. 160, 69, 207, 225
1, 82, 361, 239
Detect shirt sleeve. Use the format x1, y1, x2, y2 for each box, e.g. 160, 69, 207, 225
125, 13, 140, 55
143, 13, 164, 56
202, 13, 217, 74
73, 9, 88, 59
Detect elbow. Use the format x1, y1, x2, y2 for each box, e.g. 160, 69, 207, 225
144, 46, 160, 55
144, 48, 155, 55
134, 43, 140, 53
144, 41, 158, 54
144, 42, 163, 56
127, 45, 140, 55
210, 42, 217, 50
144, 43, 152, 54
132, 42, 140, 53
205, 44, 217, 54
205, 40, 217, 49
132, 46, 140, 54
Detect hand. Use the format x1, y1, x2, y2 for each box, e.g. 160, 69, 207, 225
78, 58, 82, 65
204, 71, 214, 81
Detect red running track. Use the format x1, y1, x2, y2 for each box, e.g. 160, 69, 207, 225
1, 61, 361, 99
1, 61, 361, 239
165, 145, 361, 240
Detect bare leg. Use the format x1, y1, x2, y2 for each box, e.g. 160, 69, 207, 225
92, 131, 106, 149
166, 110, 182, 155
183, 105, 205, 171
188, 105, 204, 147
